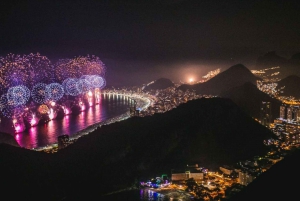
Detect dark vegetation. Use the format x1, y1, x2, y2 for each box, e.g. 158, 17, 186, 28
0, 98, 274, 200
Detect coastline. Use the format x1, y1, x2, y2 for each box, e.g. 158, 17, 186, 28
34, 92, 154, 151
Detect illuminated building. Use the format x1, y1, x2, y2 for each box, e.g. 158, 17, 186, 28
239, 171, 254, 186
220, 166, 233, 175
58, 134, 69, 150
287, 107, 293, 122
297, 110, 300, 123
129, 98, 139, 117
171, 170, 203, 184
260, 102, 272, 127
129, 106, 140, 117
171, 164, 204, 183
280, 105, 286, 119
293, 106, 300, 122
281, 105, 300, 123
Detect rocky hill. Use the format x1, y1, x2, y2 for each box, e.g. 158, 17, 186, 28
178, 64, 261, 95
220, 82, 282, 120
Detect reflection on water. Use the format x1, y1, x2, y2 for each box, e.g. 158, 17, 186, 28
103, 189, 193, 201
140, 189, 193, 201
0, 94, 133, 149
140, 189, 166, 200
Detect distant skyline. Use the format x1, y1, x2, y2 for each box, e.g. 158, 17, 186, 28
1, 0, 299, 86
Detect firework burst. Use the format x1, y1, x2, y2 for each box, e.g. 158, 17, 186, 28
45, 83, 64, 102
31, 83, 48, 104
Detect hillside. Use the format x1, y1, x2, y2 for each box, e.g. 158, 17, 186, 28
255, 51, 300, 78
255, 51, 288, 70
277, 75, 300, 98
228, 148, 300, 201
0, 131, 20, 147
57, 98, 274, 200
0, 98, 274, 200
220, 82, 282, 120
143, 78, 174, 91
178, 64, 261, 95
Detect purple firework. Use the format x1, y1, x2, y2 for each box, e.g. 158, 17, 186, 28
45, 83, 64, 102
63, 78, 81, 96
7, 85, 30, 106
31, 83, 48, 104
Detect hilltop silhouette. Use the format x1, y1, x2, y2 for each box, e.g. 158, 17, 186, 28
178, 64, 261, 95
255, 51, 300, 78
255, 51, 288, 70
220, 82, 282, 120
0, 98, 274, 200
277, 75, 300, 98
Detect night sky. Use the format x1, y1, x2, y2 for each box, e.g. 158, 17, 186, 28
1, 0, 300, 86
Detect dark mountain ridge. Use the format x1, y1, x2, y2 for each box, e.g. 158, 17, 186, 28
256, 51, 288, 70
255, 51, 300, 78
178, 64, 261, 95
0, 98, 274, 200
220, 82, 282, 120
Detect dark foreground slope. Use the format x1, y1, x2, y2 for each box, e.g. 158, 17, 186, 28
228, 148, 300, 201
221, 82, 282, 120
178, 64, 260, 95
0, 98, 273, 200
0, 144, 60, 200
0, 131, 20, 147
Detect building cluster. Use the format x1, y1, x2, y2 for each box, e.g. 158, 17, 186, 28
268, 104, 300, 147
171, 164, 205, 184
256, 80, 282, 97
277, 96, 300, 105
157, 148, 285, 200
108, 86, 212, 117
260, 101, 272, 127
259, 101, 300, 150
143, 98, 294, 200
252, 66, 281, 83
139, 87, 213, 116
